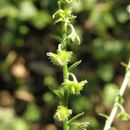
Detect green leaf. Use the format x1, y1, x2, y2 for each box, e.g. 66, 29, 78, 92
31, 10, 51, 29
50, 34, 62, 42
69, 60, 81, 71
120, 62, 128, 68
43, 92, 56, 105
18, 1, 37, 20
13, 119, 29, 130
98, 113, 108, 119
68, 112, 84, 124
51, 89, 63, 99
23, 104, 41, 122
103, 83, 119, 106
97, 64, 114, 82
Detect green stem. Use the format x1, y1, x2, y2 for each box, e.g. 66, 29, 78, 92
62, 22, 67, 50
62, 18, 69, 130
103, 59, 130, 130
63, 65, 68, 106
64, 120, 69, 130
63, 65, 69, 130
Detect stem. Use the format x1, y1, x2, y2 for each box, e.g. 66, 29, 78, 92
62, 18, 69, 130
103, 59, 130, 130
63, 65, 68, 106
62, 22, 67, 49
64, 120, 69, 130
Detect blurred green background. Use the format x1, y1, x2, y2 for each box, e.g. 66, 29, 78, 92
0, 0, 130, 130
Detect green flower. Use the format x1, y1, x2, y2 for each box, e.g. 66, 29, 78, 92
47, 49, 72, 66
118, 111, 130, 121
71, 122, 89, 130
67, 24, 80, 45
54, 106, 72, 121
53, 9, 75, 23
63, 79, 87, 95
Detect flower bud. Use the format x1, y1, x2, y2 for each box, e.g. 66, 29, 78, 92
54, 106, 72, 121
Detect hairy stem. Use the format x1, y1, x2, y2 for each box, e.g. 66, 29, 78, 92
103, 59, 130, 130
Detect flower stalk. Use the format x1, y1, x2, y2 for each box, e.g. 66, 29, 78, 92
103, 58, 130, 130
47, 0, 88, 130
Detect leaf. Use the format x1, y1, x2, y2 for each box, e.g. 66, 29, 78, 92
69, 60, 81, 71
120, 62, 128, 68
68, 112, 84, 124
50, 34, 62, 42
103, 83, 119, 106
51, 89, 63, 99
99, 113, 108, 119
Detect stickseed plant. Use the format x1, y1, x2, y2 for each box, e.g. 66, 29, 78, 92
47, 0, 89, 130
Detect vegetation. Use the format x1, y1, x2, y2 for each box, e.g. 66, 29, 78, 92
0, 0, 130, 130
